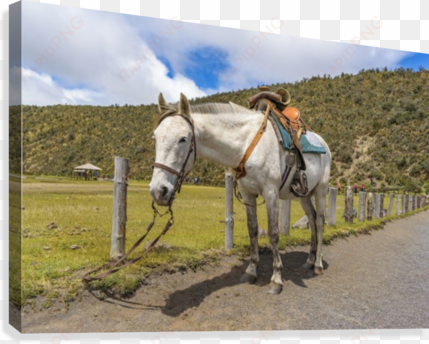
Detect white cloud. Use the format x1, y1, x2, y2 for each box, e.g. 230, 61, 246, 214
15, 67, 102, 105
142, 21, 410, 90
20, 2, 205, 106
18, 2, 410, 106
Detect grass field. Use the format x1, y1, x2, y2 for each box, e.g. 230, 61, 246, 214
17, 177, 428, 308
10, 178, 22, 308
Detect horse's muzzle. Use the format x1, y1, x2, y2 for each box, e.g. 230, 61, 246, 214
150, 184, 173, 206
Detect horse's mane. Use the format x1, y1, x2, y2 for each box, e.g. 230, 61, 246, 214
159, 102, 260, 119
190, 102, 258, 115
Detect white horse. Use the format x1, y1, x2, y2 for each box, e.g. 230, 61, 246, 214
150, 93, 332, 294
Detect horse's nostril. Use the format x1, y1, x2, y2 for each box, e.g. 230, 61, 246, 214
160, 186, 168, 198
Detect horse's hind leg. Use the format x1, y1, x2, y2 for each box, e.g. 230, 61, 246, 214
300, 196, 317, 270
240, 192, 259, 284
263, 188, 283, 294
313, 184, 328, 275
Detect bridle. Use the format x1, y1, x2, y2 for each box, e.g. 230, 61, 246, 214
152, 112, 197, 203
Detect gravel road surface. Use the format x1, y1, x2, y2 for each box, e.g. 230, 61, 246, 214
22, 210, 429, 332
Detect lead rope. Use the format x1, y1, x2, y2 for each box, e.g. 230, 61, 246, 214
82, 202, 174, 282
233, 180, 265, 207
83, 111, 197, 283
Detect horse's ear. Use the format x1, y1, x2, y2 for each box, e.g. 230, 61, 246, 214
178, 93, 191, 116
158, 93, 169, 115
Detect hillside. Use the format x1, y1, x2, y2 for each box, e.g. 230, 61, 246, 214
12, 68, 429, 191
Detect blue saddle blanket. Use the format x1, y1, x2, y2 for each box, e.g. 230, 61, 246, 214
271, 115, 326, 154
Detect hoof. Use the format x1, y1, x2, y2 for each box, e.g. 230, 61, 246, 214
303, 262, 314, 270
240, 273, 257, 284
267, 284, 283, 295
314, 267, 323, 275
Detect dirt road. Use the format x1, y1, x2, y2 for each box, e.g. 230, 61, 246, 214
22, 210, 429, 332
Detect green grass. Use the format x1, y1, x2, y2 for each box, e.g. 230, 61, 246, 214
10, 178, 22, 308
16, 177, 429, 308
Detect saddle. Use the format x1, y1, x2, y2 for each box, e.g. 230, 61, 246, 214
280, 107, 301, 132
248, 86, 309, 197
248, 87, 305, 132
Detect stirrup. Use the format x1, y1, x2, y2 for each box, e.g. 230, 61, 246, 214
290, 170, 308, 197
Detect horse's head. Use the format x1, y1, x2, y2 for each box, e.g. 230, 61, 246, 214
150, 93, 196, 206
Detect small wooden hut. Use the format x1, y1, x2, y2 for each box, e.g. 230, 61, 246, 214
73, 163, 102, 180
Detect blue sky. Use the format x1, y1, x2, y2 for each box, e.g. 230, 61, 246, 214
183, 47, 230, 89
12, 1, 428, 106
157, 50, 429, 91
397, 53, 429, 71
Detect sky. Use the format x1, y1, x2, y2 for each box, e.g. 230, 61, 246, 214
11, 1, 429, 106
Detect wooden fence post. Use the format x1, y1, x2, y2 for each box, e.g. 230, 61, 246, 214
409, 195, 413, 212
405, 194, 409, 213
374, 194, 380, 219
358, 192, 366, 221
388, 193, 394, 216
413, 195, 417, 210
225, 173, 234, 250
367, 192, 374, 221
402, 194, 406, 214
417, 196, 421, 209
396, 195, 401, 215
379, 193, 385, 218
345, 186, 353, 223
328, 187, 337, 226
279, 200, 291, 235
111, 157, 129, 260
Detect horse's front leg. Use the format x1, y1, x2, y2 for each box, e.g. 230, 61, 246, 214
264, 188, 283, 294
240, 192, 259, 284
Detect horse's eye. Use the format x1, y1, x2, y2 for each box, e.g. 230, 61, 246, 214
179, 137, 188, 143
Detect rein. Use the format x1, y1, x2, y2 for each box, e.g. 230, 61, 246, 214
82, 202, 174, 282
82, 112, 196, 283
233, 180, 266, 207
